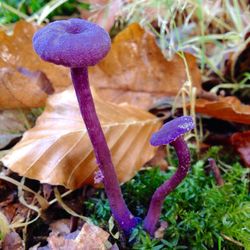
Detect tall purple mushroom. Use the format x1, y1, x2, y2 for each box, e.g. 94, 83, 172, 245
33, 18, 138, 234
143, 116, 194, 236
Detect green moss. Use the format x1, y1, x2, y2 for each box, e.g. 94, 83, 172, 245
84, 147, 250, 249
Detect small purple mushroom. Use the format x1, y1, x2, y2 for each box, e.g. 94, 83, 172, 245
33, 18, 138, 234
143, 116, 194, 236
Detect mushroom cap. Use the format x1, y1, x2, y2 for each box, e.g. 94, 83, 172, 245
150, 116, 194, 146
33, 18, 111, 68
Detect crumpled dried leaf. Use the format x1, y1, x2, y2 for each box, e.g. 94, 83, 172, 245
80, 0, 122, 31
0, 134, 21, 150
154, 221, 168, 239
49, 219, 71, 236
48, 223, 109, 250
2, 87, 161, 189
0, 110, 27, 133
0, 202, 30, 225
0, 21, 70, 108
195, 96, 250, 124
0, 211, 10, 239
231, 131, 250, 167
2, 232, 24, 250
224, 36, 250, 80
146, 146, 168, 171
0, 108, 31, 151
0, 67, 54, 109
90, 23, 201, 110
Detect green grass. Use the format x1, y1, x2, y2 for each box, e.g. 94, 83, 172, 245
0, 0, 88, 25
84, 146, 250, 249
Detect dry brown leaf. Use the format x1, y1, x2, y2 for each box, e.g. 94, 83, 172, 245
80, 0, 122, 31
0, 110, 27, 133
0, 21, 70, 108
0, 67, 54, 108
2, 87, 161, 189
49, 219, 71, 236
224, 36, 250, 80
0, 21, 200, 110
90, 23, 201, 110
154, 221, 168, 239
0, 202, 30, 226
48, 223, 109, 250
2, 232, 24, 250
0, 134, 21, 150
146, 146, 168, 171
195, 96, 250, 124
231, 131, 250, 167
0, 108, 31, 151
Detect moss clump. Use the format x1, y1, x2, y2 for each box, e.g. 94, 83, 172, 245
85, 146, 250, 249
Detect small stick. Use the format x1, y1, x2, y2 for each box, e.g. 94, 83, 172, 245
70, 216, 79, 232
208, 158, 224, 186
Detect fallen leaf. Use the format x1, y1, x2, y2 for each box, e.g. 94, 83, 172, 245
49, 219, 71, 236
0, 110, 27, 133
0, 67, 54, 109
2, 232, 24, 250
0, 202, 30, 225
230, 131, 250, 167
146, 146, 168, 171
224, 36, 250, 80
0, 21, 200, 110
0, 134, 21, 150
0, 211, 10, 239
90, 23, 201, 110
48, 223, 109, 250
2, 87, 161, 189
154, 221, 168, 239
42, 184, 53, 201
80, 0, 123, 31
0, 21, 70, 108
195, 96, 250, 124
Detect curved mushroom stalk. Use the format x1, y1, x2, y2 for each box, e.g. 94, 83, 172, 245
33, 19, 138, 235
143, 116, 194, 236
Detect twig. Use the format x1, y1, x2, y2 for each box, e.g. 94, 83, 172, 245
221, 233, 244, 247
208, 158, 224, 186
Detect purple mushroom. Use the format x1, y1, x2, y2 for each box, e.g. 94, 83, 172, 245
33, 18, 138, 234
143, 116, 194, 236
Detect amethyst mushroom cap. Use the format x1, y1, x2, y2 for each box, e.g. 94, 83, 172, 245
150, 116, 194, 146
143, 116, 194, 236
33, 18, 111, 67
33, 18, 138, 235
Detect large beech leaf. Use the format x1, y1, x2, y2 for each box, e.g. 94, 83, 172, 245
0, 21, 200, 110
0, 67, 53, 108
90, 23, 201, 110
195, 96, 250, 124
0, 21, 70, 108
2, 87, 161, 189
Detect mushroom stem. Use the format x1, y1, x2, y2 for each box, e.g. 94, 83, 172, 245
71, 67, 138, 234
143, 136, 191, 236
